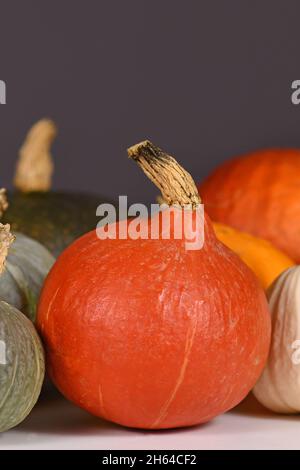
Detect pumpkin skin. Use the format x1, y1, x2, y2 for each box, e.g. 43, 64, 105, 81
3, 191, 110, 258
253, 266, 300, 413
213, 222, 295, 290
37, 141, 271, 430
0, 301, 45, 432
199, 149, 300, 262
0, 231, 54, 322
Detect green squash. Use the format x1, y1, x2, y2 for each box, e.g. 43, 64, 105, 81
2, 119, 115, 257
0, 223, 54, 322
0, 301, 45, 432
4, 190, 106, 258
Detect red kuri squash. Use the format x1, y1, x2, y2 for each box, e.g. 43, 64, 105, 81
199, 149, 300, 262
37, 141, 271, 430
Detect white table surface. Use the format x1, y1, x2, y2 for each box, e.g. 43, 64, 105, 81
1, 386, 299, 450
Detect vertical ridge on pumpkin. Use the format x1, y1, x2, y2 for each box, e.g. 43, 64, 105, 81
151, 314, 198, 428
98, 382, 107, 417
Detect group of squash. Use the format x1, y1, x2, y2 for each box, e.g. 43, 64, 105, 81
1, 120, 300, 433
0, 120, 110, 432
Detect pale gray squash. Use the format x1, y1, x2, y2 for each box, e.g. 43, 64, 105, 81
0, 223, 55, 322
0, 301, 45, 432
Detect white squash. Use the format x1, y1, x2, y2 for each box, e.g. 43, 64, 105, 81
253, 266, 300, 413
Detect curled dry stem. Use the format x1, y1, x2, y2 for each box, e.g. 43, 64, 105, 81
128, 140, 201, 208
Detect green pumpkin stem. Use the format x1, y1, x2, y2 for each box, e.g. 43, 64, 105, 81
14, 119, 57, 193
127, 140, 201, 208
0, 224, 15, 275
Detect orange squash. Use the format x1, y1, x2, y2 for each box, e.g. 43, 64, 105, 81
37, 141, 271, 430
199, 149, 300, 262
213, 222, 295, 290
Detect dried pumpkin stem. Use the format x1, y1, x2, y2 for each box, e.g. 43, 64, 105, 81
128, 140, 201, 207
0, 224, 15, 275
0, 189, 8, 218
14, 119, 57, 193
156, 195, 166, 205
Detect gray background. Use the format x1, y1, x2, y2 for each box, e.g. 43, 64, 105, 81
0, 0, 299, 204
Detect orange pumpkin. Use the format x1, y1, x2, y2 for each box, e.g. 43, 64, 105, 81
213, 222, 295, 290
37, 141, 271, 430
199, 149, 300, 262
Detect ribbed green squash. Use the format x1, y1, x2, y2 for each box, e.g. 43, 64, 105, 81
0, 301, 45, 432
0, 228, 54, 322
2, 119, 114, 257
